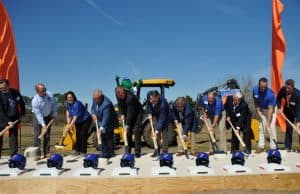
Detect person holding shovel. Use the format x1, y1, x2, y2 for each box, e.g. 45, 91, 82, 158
115, 86, 143, 158
146, 90, 170, 158
252, 77, 277, 153
65, 91, 91, 156
91, 89, 117, 158
199, 92, 227, 154
172, 97, 199, 156
32, 83, 57, 160
224, 92, 252, 154
276, 79, 300, 151
0, 79, 25, 158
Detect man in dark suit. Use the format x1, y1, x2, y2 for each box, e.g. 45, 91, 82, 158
91, 89, 117, 158
0, 79, 25, 158
146, 90, 170, 157
225, 92, 252, 154
115, 86, 143, 157
277, 79, 300, 151
172, 97, 199, 156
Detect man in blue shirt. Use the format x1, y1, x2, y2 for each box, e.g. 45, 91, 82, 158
252, 77, 277, 153
91, 89, 117, 158
172, 97, 199, 156
277, 79, 300, 151
199, 92, 227, 153
146, 90, 170, 157
31, 83, 58, 159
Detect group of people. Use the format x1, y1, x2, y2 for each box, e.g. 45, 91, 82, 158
0, 77, 299, 160
32, 84, 118, 160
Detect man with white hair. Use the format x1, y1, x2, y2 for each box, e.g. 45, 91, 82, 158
225, 92, 252, 154
91, 89, 117, 158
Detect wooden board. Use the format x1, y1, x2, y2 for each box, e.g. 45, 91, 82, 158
0, 173, 300, 194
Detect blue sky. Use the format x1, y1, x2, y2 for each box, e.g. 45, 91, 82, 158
3, 0, 300, 104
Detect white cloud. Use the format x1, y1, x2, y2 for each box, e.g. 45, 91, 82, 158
201, 0, 246, 16
85, 0, 122, 26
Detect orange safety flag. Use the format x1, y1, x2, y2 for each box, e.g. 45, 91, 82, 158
271, 0, 286, 132
0, 1, 21, 135
0, 1, 20, 90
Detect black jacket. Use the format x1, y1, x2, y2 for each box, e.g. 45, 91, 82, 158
0, 88, 25, 128
0, 94, 9, 129
225, 96, 252, 130
117, 91, 142, 127
277, 87, 300, 121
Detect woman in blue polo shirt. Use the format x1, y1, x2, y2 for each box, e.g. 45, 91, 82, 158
65, 91, 91, 155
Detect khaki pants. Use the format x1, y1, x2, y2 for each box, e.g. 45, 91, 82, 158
258, 109, 277, 149
207, 111, 227, 152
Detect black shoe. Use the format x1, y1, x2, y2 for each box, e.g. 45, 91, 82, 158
135, 152, 141, 158
107, 152, 115, 158
97, 144, 102, 151
125, 146, 131, 153
244, 148, 251, 155
72, 151, 80, 156
80, 153, 86, 157
151, 150, 160, 158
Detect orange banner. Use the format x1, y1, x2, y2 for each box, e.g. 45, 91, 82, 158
271, 0, 286, 132
0, 0, 20, 90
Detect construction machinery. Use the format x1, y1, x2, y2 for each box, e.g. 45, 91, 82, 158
197, 78, 259, 141
113, 78, 177, 148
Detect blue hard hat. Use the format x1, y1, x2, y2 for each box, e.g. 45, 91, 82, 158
267, 149, 281, 164
196, 152, 209, 167
120, 153, 135, 168
231, 151, 245, 166
159, 153, 173, 168
83, 154, 98, 169
8, 154, 26, 170
47, 153, 63, 169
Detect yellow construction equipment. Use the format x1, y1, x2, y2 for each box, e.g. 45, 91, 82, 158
55, 125, 76, 150
251, 118, 260, 142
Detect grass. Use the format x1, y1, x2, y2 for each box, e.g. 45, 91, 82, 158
1, 121, 300, 156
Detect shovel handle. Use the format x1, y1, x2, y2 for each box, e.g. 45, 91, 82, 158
227, 120, 246, 148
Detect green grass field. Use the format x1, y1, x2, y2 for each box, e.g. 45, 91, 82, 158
1, 121, 300, 156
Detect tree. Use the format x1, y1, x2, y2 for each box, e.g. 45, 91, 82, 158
239, 76, 258, 119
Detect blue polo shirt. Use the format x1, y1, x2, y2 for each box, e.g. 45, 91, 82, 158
252, 86, 276, 109
200, 96, 224, 116
66, 100, 90, 124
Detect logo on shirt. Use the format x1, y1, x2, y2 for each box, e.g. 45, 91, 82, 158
204, 101, 208, 105
254, 95, 259, 98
